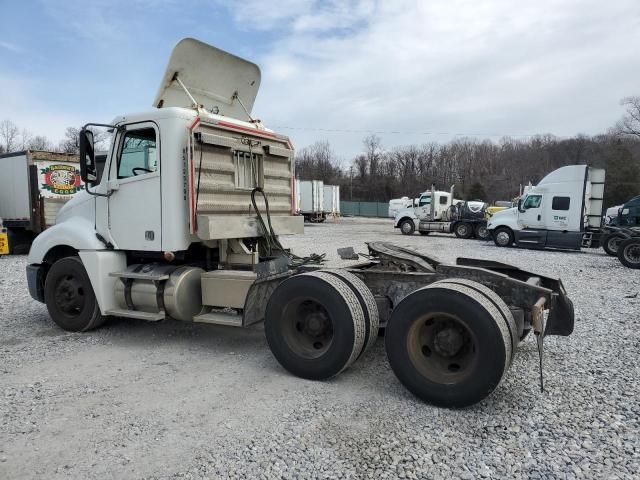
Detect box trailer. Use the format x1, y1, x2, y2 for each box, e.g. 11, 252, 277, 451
296, 179, 326, 222
25, 38, 575, 408
323, 184, 340, 217
0, 150, 84, 254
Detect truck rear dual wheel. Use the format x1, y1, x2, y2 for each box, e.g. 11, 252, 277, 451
474, 223, 491, 241
453, 222, 473, 239
617, 238, 640, 269
44, 256, 106, 332
265, 270, 378, 380
384, 280, 514, 408
602, 233, 625, 256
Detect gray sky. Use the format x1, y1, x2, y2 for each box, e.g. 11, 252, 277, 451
1, 0, 639, 159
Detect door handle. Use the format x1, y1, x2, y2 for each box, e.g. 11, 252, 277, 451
537, 214, 541, 221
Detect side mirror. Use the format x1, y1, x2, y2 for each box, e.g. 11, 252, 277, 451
79, 128, 97, 185
517, 198, 525, 212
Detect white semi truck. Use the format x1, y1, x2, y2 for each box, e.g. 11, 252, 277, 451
25, 38, 576, 407
487, 165, 606, 250
393, 187, 492, 239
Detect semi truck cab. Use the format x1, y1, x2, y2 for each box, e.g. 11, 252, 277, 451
487, 165, 606, 250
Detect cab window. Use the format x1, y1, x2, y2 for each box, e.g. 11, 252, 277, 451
552, 196, 570, 211
419, 196, 431, 206
439, 196, 448, 205
523, 195, 542, 209
118, 128, 157, 179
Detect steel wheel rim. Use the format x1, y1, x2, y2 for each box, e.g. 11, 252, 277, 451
457, 224, 469, 236
281, 298, 334, 359
624, 243, 640, 264
496, 231, 510, 245
406, 313, 477, 384
401, 221, 413, 234
54, 274, 85, 316
608, 237, 622, 253
477, 226, 488, 238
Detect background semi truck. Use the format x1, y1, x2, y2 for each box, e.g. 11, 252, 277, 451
0, 150, 84, 254
393, 187, 498, 239
487, 165, 605, 250
25, 38, 575, 408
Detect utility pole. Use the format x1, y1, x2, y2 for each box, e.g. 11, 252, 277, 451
349, 166, 353, 200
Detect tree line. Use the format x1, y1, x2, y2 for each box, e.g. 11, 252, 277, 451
295, 96, 640, 208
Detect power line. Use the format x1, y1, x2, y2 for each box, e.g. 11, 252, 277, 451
270, 125, 546, 138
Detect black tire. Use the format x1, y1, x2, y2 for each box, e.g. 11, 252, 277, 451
453, 222, 473, 239
474, 223, 490, 241
44, 256, 106, 332
385, 283, 511, 408
602, 233, 625, 257
617, 238, 640, 269
322, 269, 379, 355
432, 279, 518, 364
493, 227, 514, 247
399, 218, 415, 235
264, 271, 366, 380
419, 231, 430, 236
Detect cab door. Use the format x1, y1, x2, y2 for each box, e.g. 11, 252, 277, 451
516, 194, 547, 246
416, 195, 432, 221
108, 123, 161, 250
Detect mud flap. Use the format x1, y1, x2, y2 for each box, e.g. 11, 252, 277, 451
546, 294, 574, 336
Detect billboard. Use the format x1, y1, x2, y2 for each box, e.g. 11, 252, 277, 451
37, 161, 84, 198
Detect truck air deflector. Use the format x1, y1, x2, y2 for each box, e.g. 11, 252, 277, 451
153, 38, 261, 120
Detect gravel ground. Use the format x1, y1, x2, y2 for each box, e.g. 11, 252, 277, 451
1, 217, 639, 479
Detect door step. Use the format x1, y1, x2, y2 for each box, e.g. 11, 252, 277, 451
193, 311, 243, 327
104, 308, 166, 321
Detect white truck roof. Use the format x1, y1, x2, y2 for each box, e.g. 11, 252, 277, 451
153, 38, 261, 121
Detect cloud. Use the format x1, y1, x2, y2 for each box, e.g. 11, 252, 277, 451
0, 41, 23, 53
220, 0, 640, 156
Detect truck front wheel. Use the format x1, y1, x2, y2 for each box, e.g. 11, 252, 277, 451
399, 219, 415, 235
493, 227, 514, 247
44, 257, 106, 332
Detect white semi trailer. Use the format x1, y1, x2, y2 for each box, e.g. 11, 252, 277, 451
0, 150, 84, 254
26, 38, 576, 408
296, 179, 326, 222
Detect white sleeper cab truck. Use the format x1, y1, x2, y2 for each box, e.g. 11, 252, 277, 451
26, 38, 576, 408
487, 165, 605, 250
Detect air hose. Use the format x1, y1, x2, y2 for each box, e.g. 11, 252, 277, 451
251, 187, 325, 267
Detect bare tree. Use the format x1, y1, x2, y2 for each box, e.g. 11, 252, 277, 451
28, 135, 53, 151
19, 128, 32, 151
613, 96, 640, 138
58, 126, 80, 153
0, 119, 19, 153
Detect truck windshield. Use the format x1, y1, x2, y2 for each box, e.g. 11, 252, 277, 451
419, 196, 431, 206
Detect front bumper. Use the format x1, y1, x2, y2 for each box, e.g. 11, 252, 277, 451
26, 264, 45, 303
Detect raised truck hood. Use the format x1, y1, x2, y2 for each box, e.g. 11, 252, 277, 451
153, 38, 261, 121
